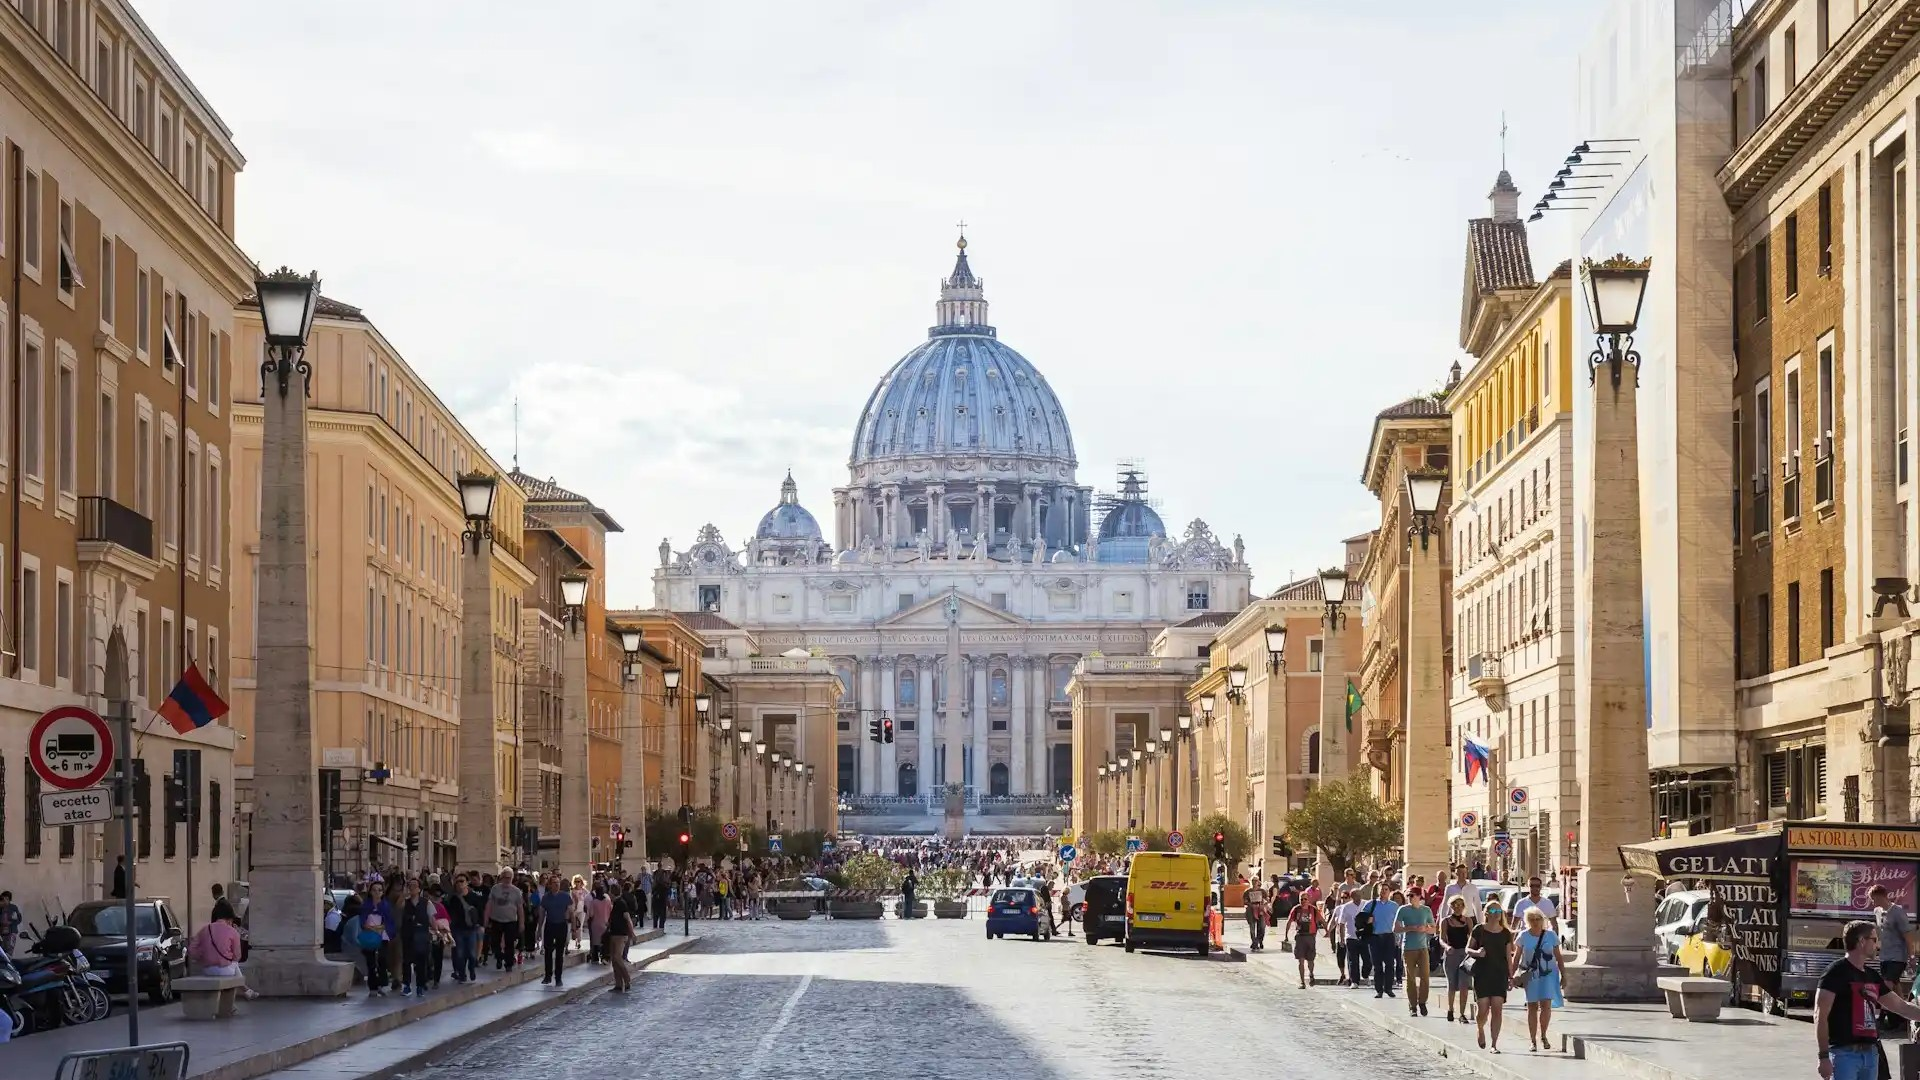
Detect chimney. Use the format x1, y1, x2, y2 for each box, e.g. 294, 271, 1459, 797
1489, 169, 1521, 223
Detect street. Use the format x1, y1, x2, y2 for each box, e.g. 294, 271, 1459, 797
405, 918, 1471, 1080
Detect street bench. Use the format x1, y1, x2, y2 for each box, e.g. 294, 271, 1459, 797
1657, 976, 1730, 1022
174, 974, 247, 1020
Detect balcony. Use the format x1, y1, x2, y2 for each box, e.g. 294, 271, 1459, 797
1467, 653, 1505, 706
77, 496, 158, 579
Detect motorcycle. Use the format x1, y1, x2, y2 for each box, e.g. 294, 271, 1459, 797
9, 926, 94, 1031
0, 953, 32, 1037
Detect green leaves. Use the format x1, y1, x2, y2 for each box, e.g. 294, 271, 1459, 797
1284, 774, 1403, 876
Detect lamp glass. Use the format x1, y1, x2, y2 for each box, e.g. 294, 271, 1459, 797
255, 269, 322, 347
559, 575, 589, 608
1177, 712, 1192, 731
1404, 471, 1446, 515
619, 628, 643, 654
1318, 567, 1349, 605
457, 471, 498, 521
1200, 696, 1215, 717
1583, 260, 1651, 334
1227, 664, 1249, 690
1264, 625, 1287, 656
720, 715, 733, 732
1159, 728, 1172, 744
755, 741, 767, 756
663, 668, 682, 690
738, 731, 752, 746
694, 693, 712, 715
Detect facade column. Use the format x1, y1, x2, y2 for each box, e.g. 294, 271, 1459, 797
1403, 537, 1450, 873
1009, 658, 1029, 795
879, 656, 899, 794
927, 484, 946, 547
1196, 711, 1218, 818
1261, 658, 1289, 866
881, 485, 900, 550
1320, 625, 1348, 781
246, 334, 353, 996
559, 626, 592, 875
458, 534, 500, 870
917, 655, 935, 797
971, 656, 989, 791
619, 668, 647, 862
1032, 657, 1052, 793
1564, 347, 1657, 1002
1226, 696, 1249, 831
943, 624, 963, 788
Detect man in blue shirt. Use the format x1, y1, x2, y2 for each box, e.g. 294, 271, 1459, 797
1396, 890, 1437, 1016
1366, 891, 1403, 999
538, 873, 574, 987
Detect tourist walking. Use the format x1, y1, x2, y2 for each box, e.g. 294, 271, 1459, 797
1243, 878, 1269, 952
486, 869, 524, 971
1468, 903, 1517, 1053
1286, 897, 1320, 987
1366, 889, 1402, 998
1515, 906, 1566, 1052
605, 883, 636, 993
1440, 895, 1474, 1023
1818, 920, 1920, 1080
1396, 887, 1436, 1017
540, 874, 574, 987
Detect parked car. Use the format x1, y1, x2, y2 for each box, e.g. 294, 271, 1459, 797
985, 888, 1050, 941
70, 899, 187, 1005
1653, 890, 1710, 963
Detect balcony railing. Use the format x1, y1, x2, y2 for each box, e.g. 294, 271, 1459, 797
78, 496, 153, 558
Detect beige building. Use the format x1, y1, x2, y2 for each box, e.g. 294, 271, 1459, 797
0, 2, 250, 928
229, 298, 533, 880
688, 617, 842, 833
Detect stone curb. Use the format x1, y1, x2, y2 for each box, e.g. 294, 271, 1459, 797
195, 930, 675, 1080
1564, 1036, 1704, 1080
294, 935, 703, 1080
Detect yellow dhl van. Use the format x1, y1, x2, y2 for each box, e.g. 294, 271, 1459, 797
1125, 851, 1211, 955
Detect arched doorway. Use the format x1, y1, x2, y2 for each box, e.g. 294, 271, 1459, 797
899, 762, 918, 798
989, 762, 1009, 797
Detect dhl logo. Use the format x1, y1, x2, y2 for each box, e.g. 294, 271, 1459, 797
1146, 880, 1191, 889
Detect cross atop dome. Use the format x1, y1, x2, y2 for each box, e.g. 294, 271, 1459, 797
935, 229, 991, 335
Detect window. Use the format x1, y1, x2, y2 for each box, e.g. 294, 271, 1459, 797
136, 269, 150, 354
1308, 638, 1324, 673
207, 458, 221, 571
898, 593, 914, 612
56, 359, 75, 495
184, 312, 198, 395
184, 443, 199, 562
1817, 0, 1830, 54
1787, 580, 1801, 667
161, 429, 177, 553
134, 411, 150, 515
134, 606, 146, 698
1784, 212, 1798, 298
1186, 582, 1210, 610
1816, 334, 1836, 504
1818, 184, 1832, 275
1752, 59, 1768, 130
19, 562, 39, 678
1753, 236, 1770, 322
24, 770, 41, 859
207, 326, 220, 409
93, 38, 110, 100
1753, 377, 1772, 534
160, 611, 173, 688
1820, 568, 1835, 652
1783, 360, 1802, 519
97, 391, 114, 497
1783, 25, 1797, 88
54, 576, 71, 683
1757, 591, 1772, 675
99, 237, 115, 329
209, 780, 221, 859
22, 339, 41, 481
57, 201, 80, 294
22, 170, 39, 276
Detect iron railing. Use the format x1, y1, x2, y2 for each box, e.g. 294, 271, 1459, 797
78, 496, 153, 558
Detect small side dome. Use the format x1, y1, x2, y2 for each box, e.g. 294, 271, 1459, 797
755, 471, 824, 541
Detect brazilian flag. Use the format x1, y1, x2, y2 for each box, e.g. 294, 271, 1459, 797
1345, 680, 1362, 732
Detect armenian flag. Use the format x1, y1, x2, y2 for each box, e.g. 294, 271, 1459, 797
159, 662, 229, 735
1461, 736, 1492, 787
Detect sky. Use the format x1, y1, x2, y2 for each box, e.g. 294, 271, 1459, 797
143, 0, 1589, 604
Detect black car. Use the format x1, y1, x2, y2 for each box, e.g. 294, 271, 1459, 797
71, 899, 187, 1004
1080, 875, 1130, 946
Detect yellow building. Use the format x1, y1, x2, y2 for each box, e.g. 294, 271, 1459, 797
230, 299, 532, 879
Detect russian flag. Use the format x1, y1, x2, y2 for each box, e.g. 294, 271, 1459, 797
1461, 736, 1492, 787
159, 662, 229, 735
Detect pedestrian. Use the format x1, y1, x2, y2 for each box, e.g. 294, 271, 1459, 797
605, 883, 636, 993
1468, 902, 1517, 1053
398, 878, 434, 997
1334, 889, 1362, 987
1366, 889, 1401, 999
569, 875, 588, 949
1286, 896, 1320, 988
1443, 865, 1480, 919
485, 868, 524, 972
717, 872, 732, 920
539, 874, 574, 987
0, 890, 23, 957
1243, 877, 1269, 952
1872, 884, 1916, 1031
1511, 876, 1559, 936
651, 871, 669, 930
446, 876, 480, 982
425, 882, 451, 989
1515, 906, 1565, 1052
901, 869, 918, 919
1818, 920, 1920, 1080
358, 881, 393, 997
111, 856, 126, 899
1397, 886, 1436, 1017
1441, 895, 1475, 1023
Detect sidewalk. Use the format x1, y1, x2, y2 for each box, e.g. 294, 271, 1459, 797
1220, 918, 1862, 1080
1, 929, 692, 1080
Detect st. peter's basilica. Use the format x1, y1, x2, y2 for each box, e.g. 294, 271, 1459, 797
654, 238, 1252, 799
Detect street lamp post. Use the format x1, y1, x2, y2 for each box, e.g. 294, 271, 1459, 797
1317, 567, 1350, 784
1564, 254, 1657, 1003
455, 468, 504, 871
1401, 467, 1451, 872
1171, 713, 1191, 831
558, 573, 592, 874
247, 268, 354, 996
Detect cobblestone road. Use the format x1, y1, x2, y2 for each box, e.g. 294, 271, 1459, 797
407, 919, 1470, 1080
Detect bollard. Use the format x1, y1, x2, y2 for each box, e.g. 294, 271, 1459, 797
1209, 907, 1224, 952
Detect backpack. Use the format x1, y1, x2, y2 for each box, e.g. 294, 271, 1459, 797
1355, 900, 1378, 936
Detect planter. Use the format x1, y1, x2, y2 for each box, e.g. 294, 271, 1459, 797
933, 900, 969, 920
768, 898, 816, 921
894, 900, 929, 919
830, 899, 885, 920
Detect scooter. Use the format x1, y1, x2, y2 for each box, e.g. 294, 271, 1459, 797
0, 953, 33, 1037
10, 927, 92, 1031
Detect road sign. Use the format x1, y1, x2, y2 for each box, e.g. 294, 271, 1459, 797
41, 786, 113, 825
768, 834, 783, 854
1460, 810, 1479, 828
822, 840, 835, 853
1058, 844, 1077, 864
1167, 828, 1185, 850
1492, 835, 1513, 857
31, 705, 113, 791
1060, 828, 1075, 846
1509, 786, 1529, 809
721, 821, 740, 841
1125, 835, 1143, 854
56, 1042, 190, 1080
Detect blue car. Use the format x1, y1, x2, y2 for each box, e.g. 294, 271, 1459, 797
985, 887, 1052, 941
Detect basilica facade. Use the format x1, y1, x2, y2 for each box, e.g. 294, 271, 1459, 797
653, 239, 1252, 799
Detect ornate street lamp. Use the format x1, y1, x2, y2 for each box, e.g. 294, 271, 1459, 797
694, 693, 713, 720
1264, 625, 1287, 673
619, 627, 642, 684
663, 667, 682, 704
738, 730, 752, 748
1177, 711, 1193, 733
1199, 696, 1216, 724
457, 472, 498, 553
1404, 468, 1447, 551
1145, 741, 1159, 757
1225, 663, 1249, 704
720, 713, 734, 734
1581, 254, 1652, 387
755, 741, 768, 757
255, 267, 322, 395
559, 573, 588, 634
1318, 567, 1349, 630
1158, 727, 1172, 746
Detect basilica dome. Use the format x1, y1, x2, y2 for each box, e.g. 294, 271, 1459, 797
849, 238, 1075, 472
756, 472, 823, 541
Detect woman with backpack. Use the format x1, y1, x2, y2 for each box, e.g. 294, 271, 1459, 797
358, 880, 394, 997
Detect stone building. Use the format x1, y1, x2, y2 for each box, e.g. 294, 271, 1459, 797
654, 238, 1252, 830
0, 1, 251, 926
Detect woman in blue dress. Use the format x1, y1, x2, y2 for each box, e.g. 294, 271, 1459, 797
1516, 906, 1566, 1052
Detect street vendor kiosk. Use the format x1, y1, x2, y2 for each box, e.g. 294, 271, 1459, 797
1622, 820, 1920, 1008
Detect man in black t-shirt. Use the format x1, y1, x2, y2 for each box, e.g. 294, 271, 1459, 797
1816, 920, 1920, 1080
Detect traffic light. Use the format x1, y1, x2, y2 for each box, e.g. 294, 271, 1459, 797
406, 828, 420, 854
882, 717, 894, 744
1271, 834, 1291, 859
678, 831, 691, 849
1212, 831, 1226, 861
868, 716, 882, 743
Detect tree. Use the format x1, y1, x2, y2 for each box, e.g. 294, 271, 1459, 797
1286, 773, 1403, 876
1185, 813, 1253, 868
840, 852, 903, 892
1086, 829, 1127, 857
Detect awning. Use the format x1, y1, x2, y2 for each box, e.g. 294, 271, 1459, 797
1619, 822, 1784, 881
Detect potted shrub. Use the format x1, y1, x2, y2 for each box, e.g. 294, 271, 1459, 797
926, 867, 971, 919
833, 854, 895, 920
